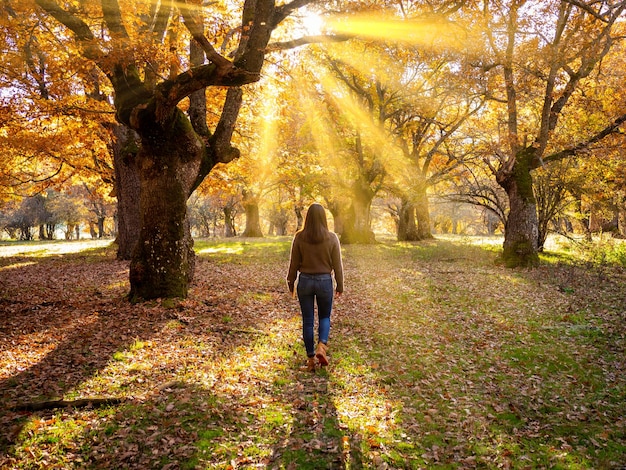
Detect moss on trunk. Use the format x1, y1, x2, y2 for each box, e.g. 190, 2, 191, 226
500, 148, 540, 268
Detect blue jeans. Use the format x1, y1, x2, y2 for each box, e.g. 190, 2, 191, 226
297, 273, 334, 357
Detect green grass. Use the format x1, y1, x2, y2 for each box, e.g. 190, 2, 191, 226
1, 235, 625, 468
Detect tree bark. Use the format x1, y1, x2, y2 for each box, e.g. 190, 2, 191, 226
128, 111, 202, 300
397, 199, 419, 241
223, 206, 236, 237
617, 191, 626, 238
341, 182, 376, 244
294, 205, 303, 232
327, 201, 344, 236
242, 191, 263, 237
341, 201, 376, 244
112, 124, 141, 260
415, 187, 434, 240
497, 149, 540, 267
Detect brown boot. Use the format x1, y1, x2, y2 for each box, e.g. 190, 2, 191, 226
316, 342, 328, 366
300, 356, 316, 372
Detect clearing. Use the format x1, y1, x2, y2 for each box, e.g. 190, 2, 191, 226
0, 236, 625, 469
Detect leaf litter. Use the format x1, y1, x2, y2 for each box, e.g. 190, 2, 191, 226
0, 237, 625, 469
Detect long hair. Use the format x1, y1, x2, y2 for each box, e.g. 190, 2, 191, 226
298, 203, 329, 244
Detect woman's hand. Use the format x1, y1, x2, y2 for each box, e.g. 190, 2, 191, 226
335, 291, 342, 299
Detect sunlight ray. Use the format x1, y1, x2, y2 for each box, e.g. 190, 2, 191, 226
290, 65, 413, 184
295, 78, 339, 162
326, 13, 480, 53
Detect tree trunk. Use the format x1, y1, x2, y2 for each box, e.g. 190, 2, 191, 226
47, 224, 55, 240
498, 152, 540, 267
341, 186, 376, 244
537, 217, 549, 252
112, 125, 141, 260
295, 206, 304, 231
129, 168, 195, 300
275, 221, 287, 236
97, 216, 105, 238
242, 191, 263, 237
485, 210, 499, 235
397, 199, 419, 241
415, 187, 434, 240
224, 206, 236, 237
341, 203, 376, 244
617, 191, 626, 238
327, 201, 344, 236
128, 112, 201, 301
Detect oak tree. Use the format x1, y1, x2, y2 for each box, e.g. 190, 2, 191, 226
25, 0, 315, 299
475, 0, 626, 266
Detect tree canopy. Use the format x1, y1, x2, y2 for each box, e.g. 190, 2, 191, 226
1, 0, 625, 298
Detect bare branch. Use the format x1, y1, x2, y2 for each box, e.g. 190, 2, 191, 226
179, 0, 232, 68
543, 113, 626, 163
272, 0, 317, 27
267, 33, 352, 51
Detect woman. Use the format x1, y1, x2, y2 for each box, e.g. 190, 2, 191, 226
287, 203, 344, 372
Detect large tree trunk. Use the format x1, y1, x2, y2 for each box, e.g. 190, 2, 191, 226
415, 187, 434, 240
341, 184, 376, 244
397, 199, 419, 241
112, 125, 141, 260
129, 174, 195, 300
497, 152, 540, 267
128, 112, 202, 300
242, 191, 263, 237
341, 202, 376, 244
327, 201, 344, 236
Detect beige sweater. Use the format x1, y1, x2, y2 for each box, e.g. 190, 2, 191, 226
287, 232, 344, 293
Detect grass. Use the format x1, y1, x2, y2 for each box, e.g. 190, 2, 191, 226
0, 235, 625, 468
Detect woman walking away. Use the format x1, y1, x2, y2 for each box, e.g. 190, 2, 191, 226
287, 203, 344, 372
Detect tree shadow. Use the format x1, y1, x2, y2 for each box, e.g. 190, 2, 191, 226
0, 252, 170, 451
327, 241, 626, 467
0, 252, 294, 462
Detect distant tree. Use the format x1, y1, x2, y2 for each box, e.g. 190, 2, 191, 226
241, 189, 264, 237
3, 194, 53, 240
46, 190, 90, 240
447, 165, 509, 233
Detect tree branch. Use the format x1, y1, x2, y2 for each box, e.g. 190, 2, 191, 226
272, 0, 317, 27
267, 33, 352, 51
101, 0, 129, 39
155, 63, 258, 116
11, 397, 124, 412
563, 0, 609, 22
179, 0, 232, 68
34, 0, 101, 61
543, 113, 626, 163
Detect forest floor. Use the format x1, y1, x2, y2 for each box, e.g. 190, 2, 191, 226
0, 235, 625, 469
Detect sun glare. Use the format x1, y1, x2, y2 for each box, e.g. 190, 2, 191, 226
301, 10, 324, 36
325, 13, 478, 53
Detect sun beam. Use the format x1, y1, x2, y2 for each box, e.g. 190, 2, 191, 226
325, 12, 480, 54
